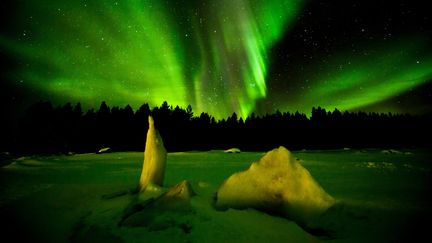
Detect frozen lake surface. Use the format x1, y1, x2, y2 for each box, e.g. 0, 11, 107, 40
1, 149, 431, 242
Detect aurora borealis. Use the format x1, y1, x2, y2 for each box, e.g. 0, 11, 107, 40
0, 0, 431, 118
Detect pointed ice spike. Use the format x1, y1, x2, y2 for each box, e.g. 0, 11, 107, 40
139, 116, 167, 191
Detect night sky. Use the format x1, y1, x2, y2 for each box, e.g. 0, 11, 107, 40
0, 0, 431, 119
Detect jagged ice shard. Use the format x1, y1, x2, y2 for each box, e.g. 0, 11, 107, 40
139, 116, 167, 191
214, 146, 335, 228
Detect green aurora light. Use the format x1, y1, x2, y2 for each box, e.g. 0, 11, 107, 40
0, 0, 303, 118
269, 39, 432, 115
0, 0, 431, 118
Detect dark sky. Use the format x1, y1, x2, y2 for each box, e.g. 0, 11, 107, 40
262, 0, 431, 115
0, 0, 431, 120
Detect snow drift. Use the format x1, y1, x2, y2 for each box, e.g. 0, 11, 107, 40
214, 146, 335, 228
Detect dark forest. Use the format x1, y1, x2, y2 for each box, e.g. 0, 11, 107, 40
2, 101, 431, 155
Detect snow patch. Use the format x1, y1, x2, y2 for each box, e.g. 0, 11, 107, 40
96, 147, 111, 154
381, 149, 405, 155
224, 148, 241, 153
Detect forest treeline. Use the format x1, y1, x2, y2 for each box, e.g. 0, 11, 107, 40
2, 101, 432, 154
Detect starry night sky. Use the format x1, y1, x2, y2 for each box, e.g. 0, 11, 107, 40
0, 0, 431, 119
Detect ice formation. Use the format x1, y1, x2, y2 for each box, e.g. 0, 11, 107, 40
121, 180, 196, 230
214, 146, 335, 227
139, 116, 167, 191
156, 180, 196, 205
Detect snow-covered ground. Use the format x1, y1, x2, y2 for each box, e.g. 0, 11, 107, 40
1, 149, 431, 242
